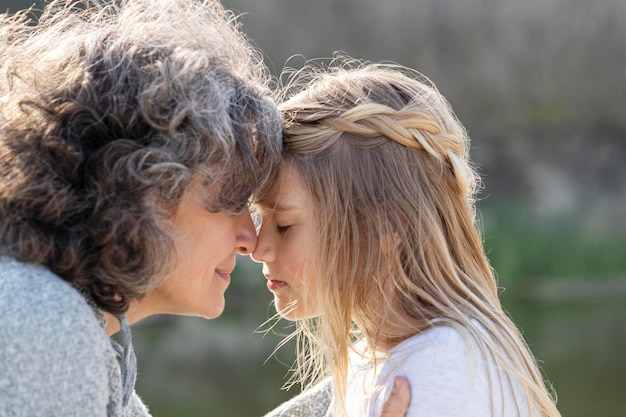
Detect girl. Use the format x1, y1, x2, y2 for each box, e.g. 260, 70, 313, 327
252, 60, 561, 417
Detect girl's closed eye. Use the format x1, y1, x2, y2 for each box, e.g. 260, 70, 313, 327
277, 224, 291, 234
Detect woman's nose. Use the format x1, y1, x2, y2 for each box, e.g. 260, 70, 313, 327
235, 211, 257, 255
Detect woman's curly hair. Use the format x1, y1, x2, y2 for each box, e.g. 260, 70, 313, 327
0, 0, 281, 315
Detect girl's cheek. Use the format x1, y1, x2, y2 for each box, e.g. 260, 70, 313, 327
286, 257, 307, 279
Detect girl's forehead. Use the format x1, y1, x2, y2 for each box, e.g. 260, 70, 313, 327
257, 164, 308, 211
279, 163, 303, 189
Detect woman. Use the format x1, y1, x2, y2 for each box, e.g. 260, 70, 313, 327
252, 59, 562, 416
0, 0, 280, 415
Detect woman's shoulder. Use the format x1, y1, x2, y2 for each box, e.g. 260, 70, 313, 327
0, 257, 122, 417
0, 256, 104, 335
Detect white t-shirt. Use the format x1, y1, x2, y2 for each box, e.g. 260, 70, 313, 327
336, 322, 534, 417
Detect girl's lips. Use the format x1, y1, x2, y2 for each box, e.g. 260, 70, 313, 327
267, 279, 287, 291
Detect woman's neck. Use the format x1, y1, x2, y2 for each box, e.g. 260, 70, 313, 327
104, 296, 159, 336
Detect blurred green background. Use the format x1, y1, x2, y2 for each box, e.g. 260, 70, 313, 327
3, 0, 624, 416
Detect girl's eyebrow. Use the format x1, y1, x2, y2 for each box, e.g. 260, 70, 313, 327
255, 200, 301, 213
275, 203, 302, 212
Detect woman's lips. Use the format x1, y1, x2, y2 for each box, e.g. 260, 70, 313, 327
216, 270, 232, 283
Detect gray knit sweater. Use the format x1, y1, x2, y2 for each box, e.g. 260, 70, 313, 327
0, 257, 149, 417
0, 257, 330, 417
263, 378, 332, 417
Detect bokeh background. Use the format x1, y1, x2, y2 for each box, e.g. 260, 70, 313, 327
2, 0, 625, 416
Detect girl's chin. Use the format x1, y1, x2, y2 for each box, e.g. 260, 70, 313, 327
275, 302, 320, 321
274, 301, 300, 320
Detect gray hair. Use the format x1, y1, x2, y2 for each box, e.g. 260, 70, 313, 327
0, 0, 281, 314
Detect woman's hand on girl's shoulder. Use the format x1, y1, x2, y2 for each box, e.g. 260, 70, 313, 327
380, 377, 411, 417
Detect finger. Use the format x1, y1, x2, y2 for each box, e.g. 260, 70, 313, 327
380, 376, 411, 417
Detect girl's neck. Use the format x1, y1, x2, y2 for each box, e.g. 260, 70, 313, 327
359, 310, 429, 353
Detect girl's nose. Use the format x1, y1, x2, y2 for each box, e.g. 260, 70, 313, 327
250, 223, 273, 264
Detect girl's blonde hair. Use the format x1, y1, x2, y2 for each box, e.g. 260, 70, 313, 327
277, 58, 559, 417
